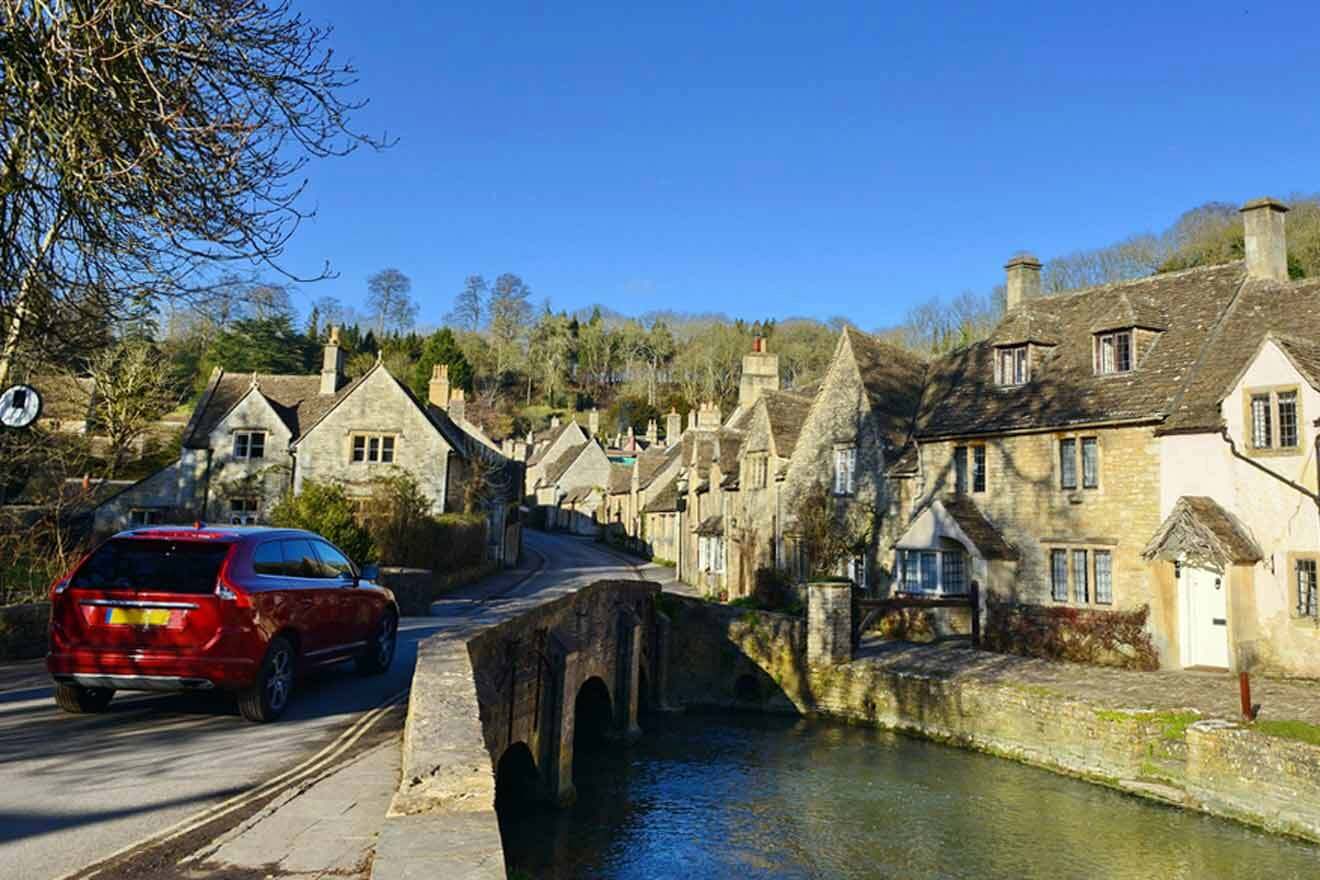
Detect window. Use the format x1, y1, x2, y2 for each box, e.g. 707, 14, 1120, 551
833, 447, 856, 495
1279, 392, 1299, 449
1072, 549, 1089, 603
1247, 387, 1303, 454
1251, 395, 1272, 449
350, 433, 398, 464
228, 497, 259, 525
314, 541, 355, 579
747, 454, 769, 489
1094, 551, 1113, 605
996, 345, 1029, 386
1095, 331, 1133, 375
1052, 545, 1112, 605
700, 536, 725, 573
1051, 550, 1069, 602
282, 539, 324, 578
953, 445, 986, 494
1059, 438, 1077, 490
253, 541, 287, 576
233, 431, 266, 460
900, 548, 967, 596
1297, 559, 1318, 619
1081, 438, 1099, 489
128, 508, 163, 526
852, 555, 867, 591
941, 552, 966, 595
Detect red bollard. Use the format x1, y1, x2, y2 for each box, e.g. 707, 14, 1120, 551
1239, 672, 1257, 722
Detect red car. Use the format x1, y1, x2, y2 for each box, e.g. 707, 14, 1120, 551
47, 525, 398, 722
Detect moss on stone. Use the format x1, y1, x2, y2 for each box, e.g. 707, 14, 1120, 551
1093, 708, 1199, 741
1255, 719, 1320, 747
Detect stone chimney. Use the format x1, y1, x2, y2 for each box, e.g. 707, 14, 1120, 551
697, 400, 722, 430
645, 418, 658, 445
685, 410, 695, 433
1241, 197, 1290, 282
551, 415, 561, 429
448, 388, 466, 423
319, 326, 344, 395
588, 408, 600, 436
738, 336, 780, 409
428, 363, 451, 408
1004, 253, 1042, 310
666, 408, 683, 445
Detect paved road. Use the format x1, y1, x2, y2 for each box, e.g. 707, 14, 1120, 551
0, 531, 656, 880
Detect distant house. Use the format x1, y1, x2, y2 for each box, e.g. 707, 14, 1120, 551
93, 331, 523, 566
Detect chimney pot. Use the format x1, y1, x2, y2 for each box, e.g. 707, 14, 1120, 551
448, 388, 466, 423
428, 363, 451, 408
1241, 197, 1290, 282
320, 325, 344, 395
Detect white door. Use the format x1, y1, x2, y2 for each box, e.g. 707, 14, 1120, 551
1182, 566, 1230, 669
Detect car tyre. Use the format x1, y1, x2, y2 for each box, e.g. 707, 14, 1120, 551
54, 682, 115, 714
239, 635, 295, 723
357, 612, 397, 675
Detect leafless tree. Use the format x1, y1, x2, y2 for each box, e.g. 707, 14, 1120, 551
447, 275, 487, 332
0, 1, 388, 386
366, 268, 417, 335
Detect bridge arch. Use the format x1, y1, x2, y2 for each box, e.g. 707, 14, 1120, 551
495, 741, 540, 814
573, 676, 614, 756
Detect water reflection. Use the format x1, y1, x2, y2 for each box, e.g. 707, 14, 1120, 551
500, 712, 1320, 879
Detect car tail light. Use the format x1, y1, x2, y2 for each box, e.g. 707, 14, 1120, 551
215, 564, 251, 608
52, 577, 70, 596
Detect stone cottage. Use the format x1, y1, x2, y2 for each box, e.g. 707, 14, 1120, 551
93, 331, 523, 565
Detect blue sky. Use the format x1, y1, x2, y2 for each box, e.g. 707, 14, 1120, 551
278, 1, 1320, 329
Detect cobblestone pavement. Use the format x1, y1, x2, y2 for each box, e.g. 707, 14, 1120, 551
856, 636, 1320, 726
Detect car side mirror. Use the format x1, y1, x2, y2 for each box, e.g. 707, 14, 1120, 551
358, 563, 380, 583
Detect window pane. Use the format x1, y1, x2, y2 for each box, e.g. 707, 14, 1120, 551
1251, 395, 1272, 448
72, 539, 231, 594
314, 541, 355, 578
1081, 438, 1099, 489
1015, 347, 1028, 384
249, 433, 265, 460
282, 539, 323, 578
368, 437, 380, 462
972, 446, 986, 493
1060, 439, 1077, 490
903, 551, 920, 592
234, 433, 249, 458
1100, 335, 1114, 373
920, 552, 938, 593
253, 541, 286, 576
1072, 550, 1089, 603
1116, 332, 1132, 372
954, 447, 968, 494
1279, 392, 1298, 448
1095, 551, 1113, 604
352, 435, 366, 462
1051, 550, 1068, 601
941, 552, 966, 595
381, 435, 395, 463
1298, 560, 1318, 618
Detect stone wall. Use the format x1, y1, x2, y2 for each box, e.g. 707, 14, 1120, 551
666, 593, 1320, 844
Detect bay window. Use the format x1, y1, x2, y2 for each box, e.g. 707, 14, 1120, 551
900, 548, 970, 596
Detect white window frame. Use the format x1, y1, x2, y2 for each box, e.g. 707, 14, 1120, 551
1050, 544, 1113, 606
995, 345, 1030, 387
899, 548, 968, 596
233, 430, 266, 461
833, 446, 856, 496
228, 497, 259, 525
350, 432, 398, 464
1094, 330, 1133, 375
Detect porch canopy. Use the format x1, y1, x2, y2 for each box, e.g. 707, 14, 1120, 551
895, 496, 1019, 561
1143, 496, 1263, 571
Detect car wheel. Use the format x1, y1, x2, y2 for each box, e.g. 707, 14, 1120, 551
357, 612, 397, 675
239, 636, 295, 723
54, 682, 115, 714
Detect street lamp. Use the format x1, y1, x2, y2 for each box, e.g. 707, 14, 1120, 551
675, 473, 689, 582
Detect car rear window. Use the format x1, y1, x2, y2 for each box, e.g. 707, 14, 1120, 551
71, 539, 232, 594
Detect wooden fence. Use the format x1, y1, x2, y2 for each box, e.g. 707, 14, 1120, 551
852, 581, 980, 649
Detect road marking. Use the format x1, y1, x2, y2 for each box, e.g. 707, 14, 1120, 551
55, 687, 409, 880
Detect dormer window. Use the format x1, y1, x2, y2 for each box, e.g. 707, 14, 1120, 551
1095, 330, 1133, 375
995, 346, 1029, 387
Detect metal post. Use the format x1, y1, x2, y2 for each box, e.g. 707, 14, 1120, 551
970, 580, 981, 648
1239, 671, 1258, 721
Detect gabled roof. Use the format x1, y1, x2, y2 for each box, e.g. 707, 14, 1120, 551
182, 371, 351, 449
918, 263, 1249, 438
642, 480, 679, 513
1089, 290, 1168, 334
542, 442, 588, 486
897, 496, 1018, 561
761, 390, 812, 459
1144, 496, 1263, 569
845, 328, 928, 453
989, 309, 1064, 346
606, 463, 633, 495
1274, 333, 1320, 391
636, 444, 677, 490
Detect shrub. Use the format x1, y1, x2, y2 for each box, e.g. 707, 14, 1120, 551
983, 599, 1159, 671
268, 481, 373, 563
359, 471, 487, 571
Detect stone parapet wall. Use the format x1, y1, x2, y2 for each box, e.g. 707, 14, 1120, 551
667, 594, 1320, 844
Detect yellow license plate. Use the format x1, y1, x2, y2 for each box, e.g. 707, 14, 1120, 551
107, 608, 172, 626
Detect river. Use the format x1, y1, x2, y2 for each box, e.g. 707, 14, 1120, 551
500, 711, 1320, 879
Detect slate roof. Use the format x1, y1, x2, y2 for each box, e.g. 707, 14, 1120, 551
762, 390, 812, 458
1275, 333, 1320, 391
636, 445, 677, 490
847, 328, 929, 452
917, 263, 1249, 438
1163, 276, 1320, 432
642, 481, 679, 513
607, 463, 633, 495
541, 442, 588, 486
941, 495, 1019, 560
1144, 496, 1263, 567
695, 515, 724, 536
182, 371, 353, 449
562, 485, 600, 505
527, 421, 575, 466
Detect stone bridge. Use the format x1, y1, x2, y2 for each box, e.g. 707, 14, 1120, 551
381, 579, 663, 877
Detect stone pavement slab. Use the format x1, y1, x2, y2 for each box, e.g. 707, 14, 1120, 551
370, 813, 505, 880
857, 637, 1320, 726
